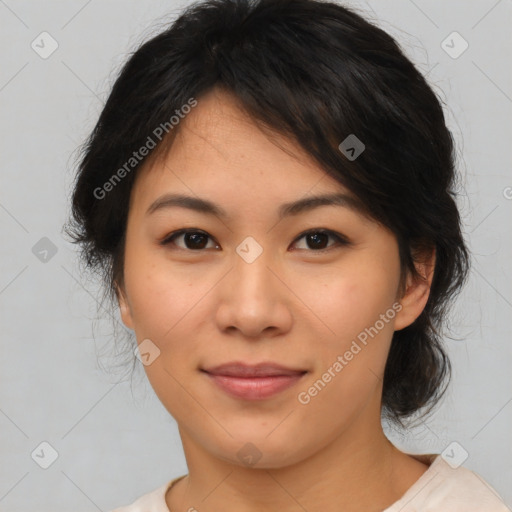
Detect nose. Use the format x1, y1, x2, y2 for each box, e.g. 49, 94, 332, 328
214, 245, 293, 339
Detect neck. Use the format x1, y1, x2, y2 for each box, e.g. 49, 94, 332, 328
167, 408, 429, 512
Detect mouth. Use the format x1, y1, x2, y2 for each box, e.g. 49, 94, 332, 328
201, 362, 308, 400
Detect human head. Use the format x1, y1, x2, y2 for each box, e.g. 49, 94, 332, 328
65, 0, 469, 432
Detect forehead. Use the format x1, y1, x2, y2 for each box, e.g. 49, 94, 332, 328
144, 90, 322, 173
128, 88, 360, 220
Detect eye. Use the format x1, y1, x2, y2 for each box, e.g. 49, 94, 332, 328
291, 229, 350, 252
160, 229, 219, 251
160, 228, 349, 253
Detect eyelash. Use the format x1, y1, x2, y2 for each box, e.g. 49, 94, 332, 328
159, 228, 351, 253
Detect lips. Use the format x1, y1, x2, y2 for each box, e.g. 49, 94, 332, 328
202, 361, 307, 378
201, 362, 307, 400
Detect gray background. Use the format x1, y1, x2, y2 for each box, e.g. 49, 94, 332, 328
1, 0, 511, 510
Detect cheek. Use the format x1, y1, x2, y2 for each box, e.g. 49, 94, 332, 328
293, 269, 397, 429
296, 260, 399, 343
125, 242, 191, 323
294, 254, 400, 408
123, 253, 212, 418
122, 247, 209, 357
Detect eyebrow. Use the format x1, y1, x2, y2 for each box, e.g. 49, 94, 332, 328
145, 192, 364, 220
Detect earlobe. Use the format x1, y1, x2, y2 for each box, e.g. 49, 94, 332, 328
116, 285, 134, 330
394, 248, 435, 331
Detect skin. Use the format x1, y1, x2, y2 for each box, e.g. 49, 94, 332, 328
118, 87, 435, 512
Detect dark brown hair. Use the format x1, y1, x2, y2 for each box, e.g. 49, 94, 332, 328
64, 0, 469, 428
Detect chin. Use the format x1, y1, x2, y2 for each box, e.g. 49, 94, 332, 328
208, 430, 313, 470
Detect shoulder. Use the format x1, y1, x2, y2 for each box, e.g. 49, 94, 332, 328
386, 454, 510, 512
108, 475, 186, 512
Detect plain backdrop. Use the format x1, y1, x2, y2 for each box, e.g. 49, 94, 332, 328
1, 0, 511, 510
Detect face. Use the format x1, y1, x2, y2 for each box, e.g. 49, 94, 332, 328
118, 88, 431, 468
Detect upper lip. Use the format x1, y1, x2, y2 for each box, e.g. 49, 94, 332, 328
202, 362, 307, 377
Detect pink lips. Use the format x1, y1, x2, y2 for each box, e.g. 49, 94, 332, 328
202, 362, 307, 400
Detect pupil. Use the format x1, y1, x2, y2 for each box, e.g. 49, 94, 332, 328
308, 232, 327, 249
186, 233, 207, 249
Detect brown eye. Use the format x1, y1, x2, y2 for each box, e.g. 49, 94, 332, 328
160, 228, 349, 253
161, 230, 219, 250
292, 229, 350, 251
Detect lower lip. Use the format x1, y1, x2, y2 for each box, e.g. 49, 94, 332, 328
204, 372, 306, 400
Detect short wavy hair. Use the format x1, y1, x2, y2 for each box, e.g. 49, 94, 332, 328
65, 0, 470, 428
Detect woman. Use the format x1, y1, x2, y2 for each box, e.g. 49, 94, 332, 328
65, 0, 509, 510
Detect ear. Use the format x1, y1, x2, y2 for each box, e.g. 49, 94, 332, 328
116, 283, 134, 330
394, 247, 436, 331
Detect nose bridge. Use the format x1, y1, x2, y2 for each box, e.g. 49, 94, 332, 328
214, 235, 291, 337
231, 235, 275, 300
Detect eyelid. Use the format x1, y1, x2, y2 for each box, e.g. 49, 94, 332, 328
291, 228, 351, 251
159, 228, 351, 251
159, 228, 219, 249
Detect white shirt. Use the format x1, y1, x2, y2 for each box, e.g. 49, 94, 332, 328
110, 453, 510, 511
